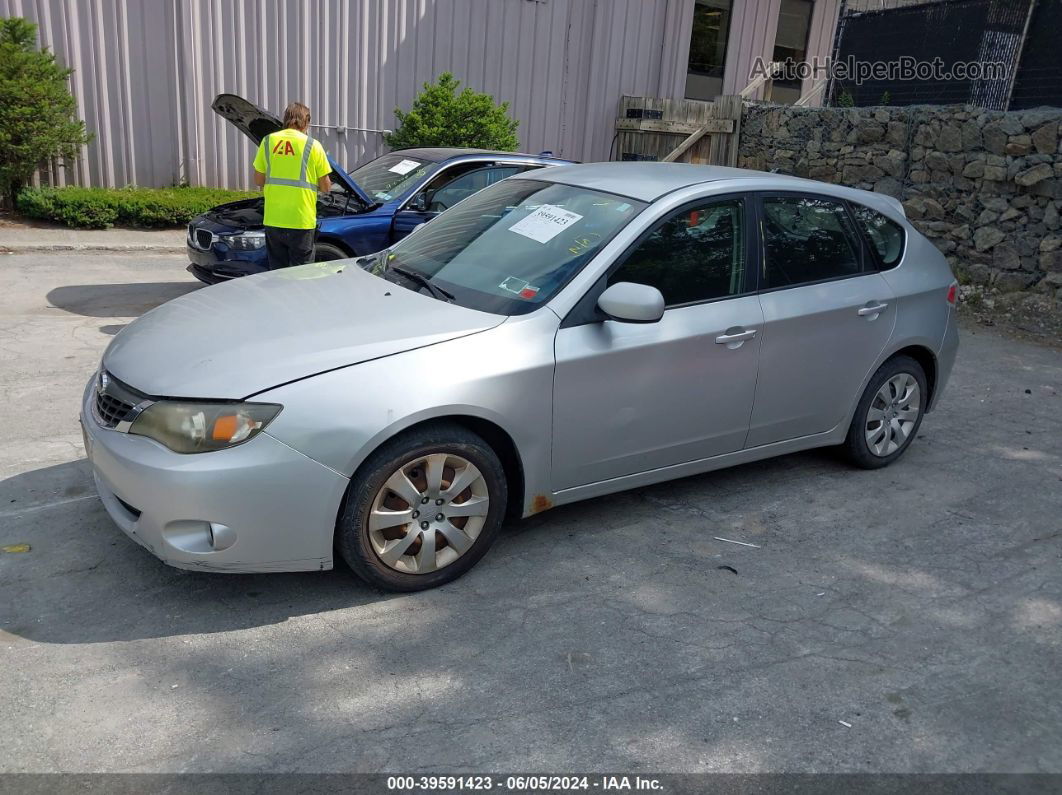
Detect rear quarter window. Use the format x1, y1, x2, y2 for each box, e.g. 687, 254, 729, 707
850, 203, 906, 269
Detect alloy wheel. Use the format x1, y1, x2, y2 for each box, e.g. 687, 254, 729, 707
865, 373, 921, 457
367, 453, 490, 574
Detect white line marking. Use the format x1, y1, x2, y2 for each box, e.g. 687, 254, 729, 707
713, 536, 761, 548
0, 494, 97, 520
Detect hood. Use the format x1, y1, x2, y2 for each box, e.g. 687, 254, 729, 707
103, 263, 505, 399
211, 93, 374, 208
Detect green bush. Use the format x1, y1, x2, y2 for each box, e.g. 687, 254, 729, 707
385, 72, 520, 151
1, 18, 92, 206
15, 186, 258, 229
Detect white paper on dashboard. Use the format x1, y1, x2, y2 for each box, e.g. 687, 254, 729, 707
507, 204, 583, 244
388, 159, 421, 175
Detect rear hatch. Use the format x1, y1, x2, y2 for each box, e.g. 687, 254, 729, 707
211, 93, 375, 209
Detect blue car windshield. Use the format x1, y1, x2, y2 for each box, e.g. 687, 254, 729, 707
347, 153, 435, 201
377, 179, 646, 316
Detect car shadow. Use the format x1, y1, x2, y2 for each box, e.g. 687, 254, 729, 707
46, 282, 201, 318
0, 459, 400, 645
0, 447, 853, 647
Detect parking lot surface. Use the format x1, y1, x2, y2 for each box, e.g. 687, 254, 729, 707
1, 253, 1060, 773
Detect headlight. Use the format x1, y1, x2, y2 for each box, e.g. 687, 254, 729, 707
224, 231, 266, 250
128, 401, 281, 454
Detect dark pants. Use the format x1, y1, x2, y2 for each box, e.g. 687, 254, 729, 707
264, 226, 316, 268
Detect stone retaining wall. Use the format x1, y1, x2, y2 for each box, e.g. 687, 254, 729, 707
737, 103, 1062, 300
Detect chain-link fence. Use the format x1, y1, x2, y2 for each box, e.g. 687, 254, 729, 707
831, 0, 1032, 110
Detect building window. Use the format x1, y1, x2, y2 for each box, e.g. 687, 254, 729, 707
685, 0, 734, 101
770, 0, 814, 104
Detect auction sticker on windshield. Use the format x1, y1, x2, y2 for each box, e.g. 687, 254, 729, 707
388, 158, 421, 175
508, 204, 583, 244
498, 276, 540, 299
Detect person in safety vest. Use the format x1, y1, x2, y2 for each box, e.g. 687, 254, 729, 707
252, 102, 332, 267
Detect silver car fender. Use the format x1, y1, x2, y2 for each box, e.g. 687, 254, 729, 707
256, 309, 561, 518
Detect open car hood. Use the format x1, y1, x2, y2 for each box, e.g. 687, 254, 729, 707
211, 93, 374, 208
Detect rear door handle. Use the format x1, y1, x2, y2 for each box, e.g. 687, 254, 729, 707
715, 328, 757, 348
858, 302, 889, 317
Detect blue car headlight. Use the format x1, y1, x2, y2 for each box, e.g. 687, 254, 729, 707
223, 231, 266, 250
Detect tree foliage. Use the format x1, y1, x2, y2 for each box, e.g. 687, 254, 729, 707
0, 17, 91, 205
385, 73, 520, 151
836, 89, 856, 108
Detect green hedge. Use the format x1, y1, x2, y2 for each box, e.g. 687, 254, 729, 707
15, 186, 259, 229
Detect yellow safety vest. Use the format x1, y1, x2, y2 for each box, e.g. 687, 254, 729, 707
256, 129, 327, 229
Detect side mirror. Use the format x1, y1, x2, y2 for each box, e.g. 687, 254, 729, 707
597, 282, 665, 323
409, 193, 429, 212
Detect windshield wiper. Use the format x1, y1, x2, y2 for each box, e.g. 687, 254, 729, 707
388, 264, 455, 303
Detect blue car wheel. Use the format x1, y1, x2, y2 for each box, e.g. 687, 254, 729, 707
314, 242, 349, 262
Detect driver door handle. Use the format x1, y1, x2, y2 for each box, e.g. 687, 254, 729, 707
715, 328, 757, 347
858, 302, 889, 317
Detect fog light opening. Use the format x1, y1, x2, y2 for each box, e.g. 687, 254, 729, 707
162, 521, 236, 554
208, 523, 236, 551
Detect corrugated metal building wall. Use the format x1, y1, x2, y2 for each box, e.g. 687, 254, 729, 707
0, 0, 697, 189
723, 0, 841, 102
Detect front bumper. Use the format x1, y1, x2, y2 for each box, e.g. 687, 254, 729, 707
81, 377, 349, 573
187, 243, 271, 284
187, 260, 229, 285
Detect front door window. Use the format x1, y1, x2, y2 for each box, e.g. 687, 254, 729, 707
427, 166, 525, 212
609, 198, 746, 305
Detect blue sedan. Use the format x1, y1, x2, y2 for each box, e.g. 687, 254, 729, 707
187, 94, 571, 284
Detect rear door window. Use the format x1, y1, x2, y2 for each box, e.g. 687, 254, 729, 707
849, 203, 906, 269
760, 195, 864, 289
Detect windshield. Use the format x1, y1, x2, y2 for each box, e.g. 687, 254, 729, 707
347, 153, 436, 201
376, 179, 646, 315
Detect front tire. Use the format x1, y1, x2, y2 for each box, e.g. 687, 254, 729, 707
843, 355, 927, 469
337, 423, 508, 592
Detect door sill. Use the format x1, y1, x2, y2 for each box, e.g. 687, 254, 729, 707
548, 427, 844, 509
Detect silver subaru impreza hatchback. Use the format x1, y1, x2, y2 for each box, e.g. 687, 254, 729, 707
82, 163, 959, 591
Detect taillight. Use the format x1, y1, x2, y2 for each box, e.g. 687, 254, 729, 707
946, 281, 958, 306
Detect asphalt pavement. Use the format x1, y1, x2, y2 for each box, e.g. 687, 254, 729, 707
0, 252, 1060, 774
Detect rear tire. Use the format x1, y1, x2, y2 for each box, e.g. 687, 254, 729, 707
337, 423, 508, 592
843, 355, 927, 469
314, 242, 349, 262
